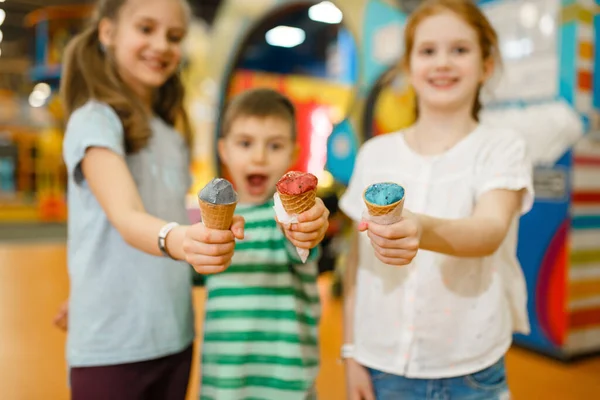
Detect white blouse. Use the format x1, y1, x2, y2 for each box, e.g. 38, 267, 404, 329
339, 125, 534, 378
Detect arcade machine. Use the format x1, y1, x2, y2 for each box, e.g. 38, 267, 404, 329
326, 0, 600, 360
0, 5, 91, 225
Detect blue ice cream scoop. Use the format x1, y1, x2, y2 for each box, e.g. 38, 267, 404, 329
364, 182, 405, 206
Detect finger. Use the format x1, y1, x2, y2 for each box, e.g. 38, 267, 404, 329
367, 230, 419, 252
186, 252, 232, 268
371, 241, 417, 260
362, 387, 376, 400
285, 229, 320, 243
184, 240, 235, 257
357, 220, 368, 232
287, 237, 314, 250
297, 198, 329, 223
190, 223, 235, 244
374, 251, 412, 266
230, 215, 245, 240
367, 219, 416, 240
289, 217, 325, 233
191, 262, 231, 275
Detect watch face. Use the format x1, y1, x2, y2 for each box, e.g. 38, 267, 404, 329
397, 0, 424, 14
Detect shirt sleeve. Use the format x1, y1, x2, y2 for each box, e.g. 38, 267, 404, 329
339, 145, 367, 222
475, 133, 534, 215
62, 101, 125, 186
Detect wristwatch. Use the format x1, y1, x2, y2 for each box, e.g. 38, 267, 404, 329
340, 343, 355, 360
158, 222, 180, 259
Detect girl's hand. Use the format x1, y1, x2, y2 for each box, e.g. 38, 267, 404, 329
280, 198, 330, 250
358, 209, 421, 266
345, 358, 375, 400
183, 215, 245, 274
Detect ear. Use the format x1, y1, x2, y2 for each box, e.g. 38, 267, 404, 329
217, 138, 229, 166
482, 57, 495, 83
290, 143, 300, 167
98, 17, 115, 48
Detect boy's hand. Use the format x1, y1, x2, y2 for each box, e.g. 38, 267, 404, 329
53, 300, 69, 332
280, 197, 330, 250
183, 215, 245, 274
358, 209, 421, 266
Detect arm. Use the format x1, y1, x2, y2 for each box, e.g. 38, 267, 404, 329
343, 228, 359, 346
82, 147, 245, 272
82, 147, 188, 260
364, 188, 526, 263
343, 228, 376, 400
418, 188, 525, 257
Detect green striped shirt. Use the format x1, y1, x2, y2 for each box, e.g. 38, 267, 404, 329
200, 200, 321, 400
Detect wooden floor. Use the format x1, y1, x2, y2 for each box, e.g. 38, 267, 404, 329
1, 242, 600, 399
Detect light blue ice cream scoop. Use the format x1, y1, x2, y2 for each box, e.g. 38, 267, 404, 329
364, 182, 405, 206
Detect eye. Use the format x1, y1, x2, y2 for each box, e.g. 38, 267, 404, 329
269, 142, 284, 151
237, 140, 251, 148
452, 46, 470, 54
138, 24, 153, 34
168, 33, 184, 44
419, 47, 435, 56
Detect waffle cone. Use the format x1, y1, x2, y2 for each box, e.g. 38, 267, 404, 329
363, 187, 405, 217
198, 199, 237, 230
278, 188, 317, 215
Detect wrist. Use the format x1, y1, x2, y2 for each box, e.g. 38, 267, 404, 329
340, 343, 355, 361
165, 225, 188, 261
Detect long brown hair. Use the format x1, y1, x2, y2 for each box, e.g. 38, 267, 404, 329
401, 0, 500, 120
60, 0, 192, 154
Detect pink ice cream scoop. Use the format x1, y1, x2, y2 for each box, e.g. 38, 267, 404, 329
276, 171, 318, 195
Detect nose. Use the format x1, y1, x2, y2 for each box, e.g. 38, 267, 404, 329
153, 33, 170, 53
434, 51, 450, 69
251, 145, 267, 165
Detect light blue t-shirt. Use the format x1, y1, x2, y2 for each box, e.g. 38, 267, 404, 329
62, 100, 194, 367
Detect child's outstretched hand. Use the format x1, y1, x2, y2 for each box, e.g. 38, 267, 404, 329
358, 209, 421, 266
183, 215, 245, 274
280, 198, 330, 250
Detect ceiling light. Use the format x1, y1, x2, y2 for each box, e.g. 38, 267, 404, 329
309, 1, 343, 24
265, 26, 305, 48
0, 9, 5, 26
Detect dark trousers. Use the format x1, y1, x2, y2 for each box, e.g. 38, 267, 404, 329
70, 344, 193, 400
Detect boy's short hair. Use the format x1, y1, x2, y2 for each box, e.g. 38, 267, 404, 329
220, 88, 297, 139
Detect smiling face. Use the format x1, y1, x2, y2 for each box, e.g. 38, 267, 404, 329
408, 11, 492, 115
99, 0, 188, 101
218, 115, 298, 205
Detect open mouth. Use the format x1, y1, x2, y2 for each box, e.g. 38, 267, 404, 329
246, 174, 269, 196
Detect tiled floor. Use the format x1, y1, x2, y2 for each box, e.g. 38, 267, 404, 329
1, 242, 599, 399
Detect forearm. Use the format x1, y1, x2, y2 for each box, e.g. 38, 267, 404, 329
417, 214, 506, 257
115, 211, 189, 261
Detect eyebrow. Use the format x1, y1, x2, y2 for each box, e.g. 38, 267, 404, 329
135, 16, 186, 32
231, 132, 290, 141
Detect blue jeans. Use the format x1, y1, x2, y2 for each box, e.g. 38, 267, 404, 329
367, 358, 509, 400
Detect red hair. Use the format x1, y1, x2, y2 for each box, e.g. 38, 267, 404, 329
401, 0, 500, 120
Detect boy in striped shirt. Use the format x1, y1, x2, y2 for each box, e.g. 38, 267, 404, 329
199, 88, 330, 399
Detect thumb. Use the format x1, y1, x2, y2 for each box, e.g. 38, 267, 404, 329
231, 215, 245, 240
357, 220, 368, 232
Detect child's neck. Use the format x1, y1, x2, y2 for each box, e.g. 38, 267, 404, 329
409, 107, 478, 156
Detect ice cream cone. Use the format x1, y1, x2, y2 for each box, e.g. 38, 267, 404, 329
363, 183, 405, 217
198, 199, 237, 230
278, 188, 317, 215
